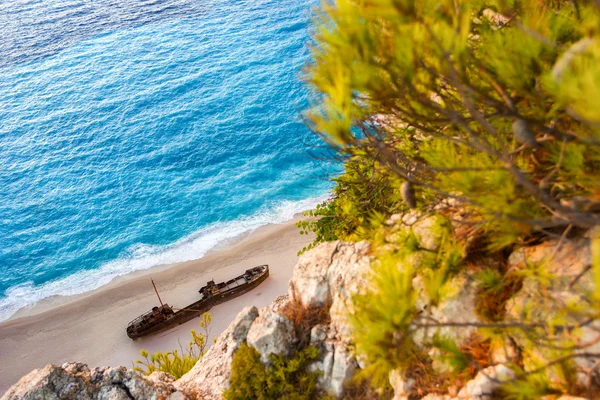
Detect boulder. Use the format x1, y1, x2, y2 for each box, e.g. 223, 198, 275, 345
287, 241, 370, 396
289, 241, 370, 307
412, 273, 479, 347
389, 369, 415, 400
457, 364, 515, 400
328, 344, 358, 397
246, 309, 297, 363
1, 363, 186, 400
146, 371, 175, 385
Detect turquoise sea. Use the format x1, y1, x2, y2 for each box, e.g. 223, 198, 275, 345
0, 0, 333, 321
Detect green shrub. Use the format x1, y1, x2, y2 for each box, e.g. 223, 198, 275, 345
223, 343, 322, 400
306, 0, 600, 249
305, 0, 600, 397
296, 155, 404, 255
134, 313, 212, 379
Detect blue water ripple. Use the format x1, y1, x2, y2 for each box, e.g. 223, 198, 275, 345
0, 0, 334, 320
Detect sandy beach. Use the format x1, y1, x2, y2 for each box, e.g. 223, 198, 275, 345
0, 218, 310, 394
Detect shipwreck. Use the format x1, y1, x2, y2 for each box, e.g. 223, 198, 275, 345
126, 265, 269, 339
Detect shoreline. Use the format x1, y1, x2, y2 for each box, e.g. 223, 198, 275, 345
1, 194, 329, 323
0, 217, 311, 394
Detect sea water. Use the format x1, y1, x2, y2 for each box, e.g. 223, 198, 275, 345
0, 0, 334, 321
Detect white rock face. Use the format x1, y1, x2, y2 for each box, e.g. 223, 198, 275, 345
308, 331, 356, 397
389, 369, 414, 400
289, 240, 371, 343
288, 241, 371, 396
175, 305, 259, 399
1, 363, 186, 400
328, 344, 358, 396
246, 309, 297, 363
307, 324, 335, 388
457, 364, 515, 400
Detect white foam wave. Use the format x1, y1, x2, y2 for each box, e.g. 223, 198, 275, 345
0, 194, 329, 322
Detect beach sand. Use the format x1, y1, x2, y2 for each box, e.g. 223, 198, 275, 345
0, 218, 310, 394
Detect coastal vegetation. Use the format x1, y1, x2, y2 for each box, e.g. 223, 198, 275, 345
224, 344, 321, 400
296, 156, 404, 255
134, 313, 212, 379
299, 0, 600, 398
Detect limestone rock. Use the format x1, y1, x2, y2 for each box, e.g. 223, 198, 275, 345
413, 273, 479, 347
457, 364, 515, 400
176, 305, 259, 399
246, 309, 297, 363
505, 239, 598, 385
401, 212, 445, 251
97, 386, 131, 400
1, 364, 89, 400
420, 395, 454, 400
482, 8, 510, 26
389, 369, 415, 400
289, 241, 371, 345
309, 341, 356, 397
286, 241, 369, 396
269, 294, 290, 313
289, 241, 371, 307
147, 371, 175, 385
307, 324, 335, 390
328, 344, 358, 397
1, 363, 186, 400
507, 239, 591, 286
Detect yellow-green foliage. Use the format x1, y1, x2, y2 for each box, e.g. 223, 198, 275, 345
306, 0, 600, 249
223, 343, 321, 400
350, 254, 418, 389
304, 0, 600, 397
134, 313, 212, 379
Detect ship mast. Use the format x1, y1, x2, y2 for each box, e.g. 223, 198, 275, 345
151, 278, 164, 307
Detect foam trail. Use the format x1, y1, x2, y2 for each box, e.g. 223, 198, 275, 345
0, 194, 329, 322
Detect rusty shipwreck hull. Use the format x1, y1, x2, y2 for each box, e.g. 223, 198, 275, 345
126, 265, 269, 340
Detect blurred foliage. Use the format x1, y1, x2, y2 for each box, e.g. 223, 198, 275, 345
301, 0, 600, 397
349, 254, 418, 389
134, 313, 212, 379
223, 343, 322, 400
305, 0, 600, 249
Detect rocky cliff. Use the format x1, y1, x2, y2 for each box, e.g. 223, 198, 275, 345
2, 221, 595, 400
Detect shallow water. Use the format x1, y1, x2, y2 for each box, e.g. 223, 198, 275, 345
0, 0, 333, 321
